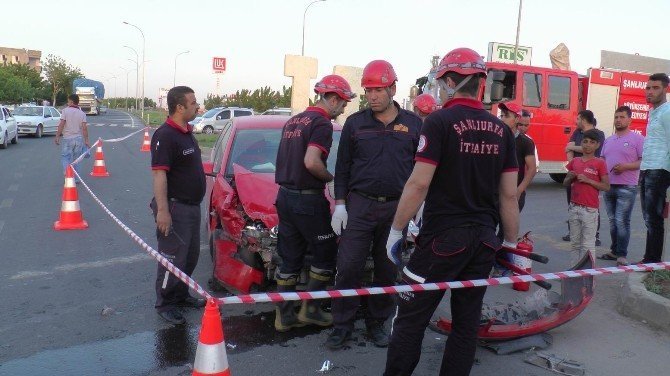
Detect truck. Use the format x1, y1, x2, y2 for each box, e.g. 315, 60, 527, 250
416, 53, 670, 183
72, 78, 105, 116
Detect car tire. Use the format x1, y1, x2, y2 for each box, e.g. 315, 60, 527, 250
549, 173, 566, 184
35, 125, 43, 138
0, 132, 7, 149
203, 126, 214, 134
11, 131, 18, 144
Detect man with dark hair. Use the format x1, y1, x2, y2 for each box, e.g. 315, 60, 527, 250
600, 106, 644, 266
150, 86, 206, 325
638, 73, 670, 263
273, 75, 355, 332
55, 94, 90, 179
384, 47, 519, 375
563, 110, 605, 243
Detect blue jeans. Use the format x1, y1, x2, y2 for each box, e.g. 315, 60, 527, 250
604, 185, 638, 257
640, 169, 670, 262
60, 136, 84, 178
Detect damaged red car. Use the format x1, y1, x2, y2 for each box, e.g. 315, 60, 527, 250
202, 115, 340, 294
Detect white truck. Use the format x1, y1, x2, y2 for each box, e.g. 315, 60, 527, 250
75, 87, 100, 115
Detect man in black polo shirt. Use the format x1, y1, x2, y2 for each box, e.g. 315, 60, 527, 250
384, 48, 519, 375
326, 60, 422, 349
273, 75, 356, 332
150, 86, 206, 325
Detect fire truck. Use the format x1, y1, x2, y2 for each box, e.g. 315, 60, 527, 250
419, 62, 668, 183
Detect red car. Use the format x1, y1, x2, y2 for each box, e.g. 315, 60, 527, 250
203, 115, 341, 294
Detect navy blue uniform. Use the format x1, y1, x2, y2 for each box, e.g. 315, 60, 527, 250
385, 98, 518, 376
332, 103, 422, 331
275, 107, 337, 276
150, 119, 205, 313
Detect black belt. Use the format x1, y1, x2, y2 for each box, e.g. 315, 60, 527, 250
355, 190, 399, 202
169, 197, 200, 206
280, 186, 322, 195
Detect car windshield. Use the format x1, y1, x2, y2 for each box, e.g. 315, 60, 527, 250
203, 108, 220, 118
225, 128, 341, 176
13, 107, 43, 116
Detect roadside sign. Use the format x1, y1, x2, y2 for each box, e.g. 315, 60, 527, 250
213, 57, 227, 73
487, 42, 532, 65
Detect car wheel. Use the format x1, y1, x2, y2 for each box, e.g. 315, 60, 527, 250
0, 133, 7, 149
11, 131, 18, 144
203, 126, 214, 134
35, 125, 43, 138
549, 173, 566, 184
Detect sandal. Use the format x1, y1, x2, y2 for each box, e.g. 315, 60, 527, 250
616, 257, 629, 266
597, 253, 617, 261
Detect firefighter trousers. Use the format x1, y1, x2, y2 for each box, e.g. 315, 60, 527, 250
384, 226, 499, 376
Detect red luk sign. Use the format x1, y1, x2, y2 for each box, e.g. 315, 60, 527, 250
213, 57, 227, 73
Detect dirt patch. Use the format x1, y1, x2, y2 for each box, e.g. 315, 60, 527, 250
644, 270, 670, 299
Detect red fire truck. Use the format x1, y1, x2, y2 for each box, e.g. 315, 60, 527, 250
478, 63, 664, 182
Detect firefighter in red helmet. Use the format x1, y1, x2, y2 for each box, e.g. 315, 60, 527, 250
384, 48, 520, 375
326, 60, 423, 349
412, 93, 438, 120
273, 75, 355, 332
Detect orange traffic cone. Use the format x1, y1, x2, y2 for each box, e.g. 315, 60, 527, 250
193, 299, 231, 376
140, 130, 151, 152
54, 165, 88, 231
90, 139, 110, 177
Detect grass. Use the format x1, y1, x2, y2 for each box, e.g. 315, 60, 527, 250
129, 109, 168, 127
194, 133, 219, 148
643, 270, 670, 299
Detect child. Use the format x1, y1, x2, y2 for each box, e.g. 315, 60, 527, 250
563, 129, 610, 266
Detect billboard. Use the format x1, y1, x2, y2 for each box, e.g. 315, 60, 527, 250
487, 42, 532, 66
213, 57, 227, 73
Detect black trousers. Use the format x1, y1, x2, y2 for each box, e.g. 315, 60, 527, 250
275, 188, 337, 275
151, 199, 201, 313
385, 226, 499, 376
332, 192, 399, 330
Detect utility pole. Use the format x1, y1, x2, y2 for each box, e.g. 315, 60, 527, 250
513, 0, 523, 64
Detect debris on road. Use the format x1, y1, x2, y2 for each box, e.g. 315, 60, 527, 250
524, 351, 585, 375
317, 360, 333, 373
100, 306, 115, 316
481, 333, 553, 355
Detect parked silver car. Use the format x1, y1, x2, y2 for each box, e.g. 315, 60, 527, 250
0, 106, 18, 149
191, 107, 253, 134
14, 106, 61, 138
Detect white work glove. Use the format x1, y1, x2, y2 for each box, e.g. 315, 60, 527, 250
386, 227, 405, 266
326, 180, 335, 199
331, 204, 348, 235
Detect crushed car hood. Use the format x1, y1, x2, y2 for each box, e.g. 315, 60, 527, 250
233, 164, 279, 228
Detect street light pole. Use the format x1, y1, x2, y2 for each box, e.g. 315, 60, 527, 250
173, 50, 190, 87
123, 45, 140, 110
123, 21, 145, 119
120, 67, 134, 111
513, 0, 523, 64
301, 0, 326, 56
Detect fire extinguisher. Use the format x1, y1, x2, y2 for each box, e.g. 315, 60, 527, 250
512, 232, 534, 291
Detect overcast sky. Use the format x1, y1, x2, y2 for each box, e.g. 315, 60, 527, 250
5, 0, 669, 103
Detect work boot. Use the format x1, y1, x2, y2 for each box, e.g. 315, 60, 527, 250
274, 275, 305, 332
325, 327, 352, 349
298, 268, 333, 327
366, 321, 389, 347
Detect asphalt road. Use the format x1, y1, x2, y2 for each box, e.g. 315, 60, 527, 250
0, 109, 669, 375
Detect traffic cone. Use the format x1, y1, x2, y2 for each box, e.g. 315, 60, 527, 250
54, 165, 88, 231
192, 299, 231, 376
90, 139, 110, 177
140, 130, 151, 152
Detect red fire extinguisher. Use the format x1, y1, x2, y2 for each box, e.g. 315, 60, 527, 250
512, 232, 534, 292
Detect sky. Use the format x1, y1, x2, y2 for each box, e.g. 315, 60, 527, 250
4, 0, 669, 104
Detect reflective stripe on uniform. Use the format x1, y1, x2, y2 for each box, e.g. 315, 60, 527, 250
402, 266, 426, 283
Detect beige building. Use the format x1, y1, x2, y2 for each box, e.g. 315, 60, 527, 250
0, 47, 42, 71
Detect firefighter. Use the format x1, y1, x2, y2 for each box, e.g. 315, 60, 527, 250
384, 48, 519, 375
273, 75, 356, 332
326, 60, 422, 349
412, 93, 438, 120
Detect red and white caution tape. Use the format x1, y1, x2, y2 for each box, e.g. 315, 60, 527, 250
71, 168, 212, 301
216, 262, 670, 305
71, 139, 101, 166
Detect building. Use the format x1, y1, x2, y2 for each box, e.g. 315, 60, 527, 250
0, 47, 42, 72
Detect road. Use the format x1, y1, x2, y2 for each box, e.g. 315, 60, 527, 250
0, 109, 669, 375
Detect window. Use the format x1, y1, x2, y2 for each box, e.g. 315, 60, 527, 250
483, 70, 517, 104
225, 129, 282, 176
217, 110, 231, 120
236, 110, 253, 117
50, 108, 61, 118
523, 73, 542, 107
548, 76, 571, 110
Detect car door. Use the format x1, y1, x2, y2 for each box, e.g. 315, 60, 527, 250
3, 108, 17, 138
213, 109, 231, 131
48, 107, 61, 133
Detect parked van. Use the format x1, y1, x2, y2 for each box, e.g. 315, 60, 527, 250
191, 107, 254, 134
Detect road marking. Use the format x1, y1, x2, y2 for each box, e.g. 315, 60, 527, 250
109, 124, 117, 127
8, 184, 19, 191
0, 199, 13, 208
0, 220, 4, 235
93, 124, 103, 127
9, 253, 151, 280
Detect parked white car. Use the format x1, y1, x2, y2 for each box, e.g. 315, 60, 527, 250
0, 105, 19, 149
191, 107, 253, 134
14, 106, 61, 138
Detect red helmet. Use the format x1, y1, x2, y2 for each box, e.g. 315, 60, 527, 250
314, 74, 356, 102
499, 101, 523, 117
435, 48, 487, 79
413, 93, 437, 114
361, 60, 397, 88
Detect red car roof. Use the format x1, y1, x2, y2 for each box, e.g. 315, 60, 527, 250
232, 114, 344, 130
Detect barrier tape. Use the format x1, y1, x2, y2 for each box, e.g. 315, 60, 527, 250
71, 139, 100, 166
102, 126, 149, 143
215, 262, 670, 305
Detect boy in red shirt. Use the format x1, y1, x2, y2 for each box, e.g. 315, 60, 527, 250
563, 129, 610, 266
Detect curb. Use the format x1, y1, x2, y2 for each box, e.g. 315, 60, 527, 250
618, 272, 670, 332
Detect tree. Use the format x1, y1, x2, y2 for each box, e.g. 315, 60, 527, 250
42, 54, 83, 105
0, 67, 36, 103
